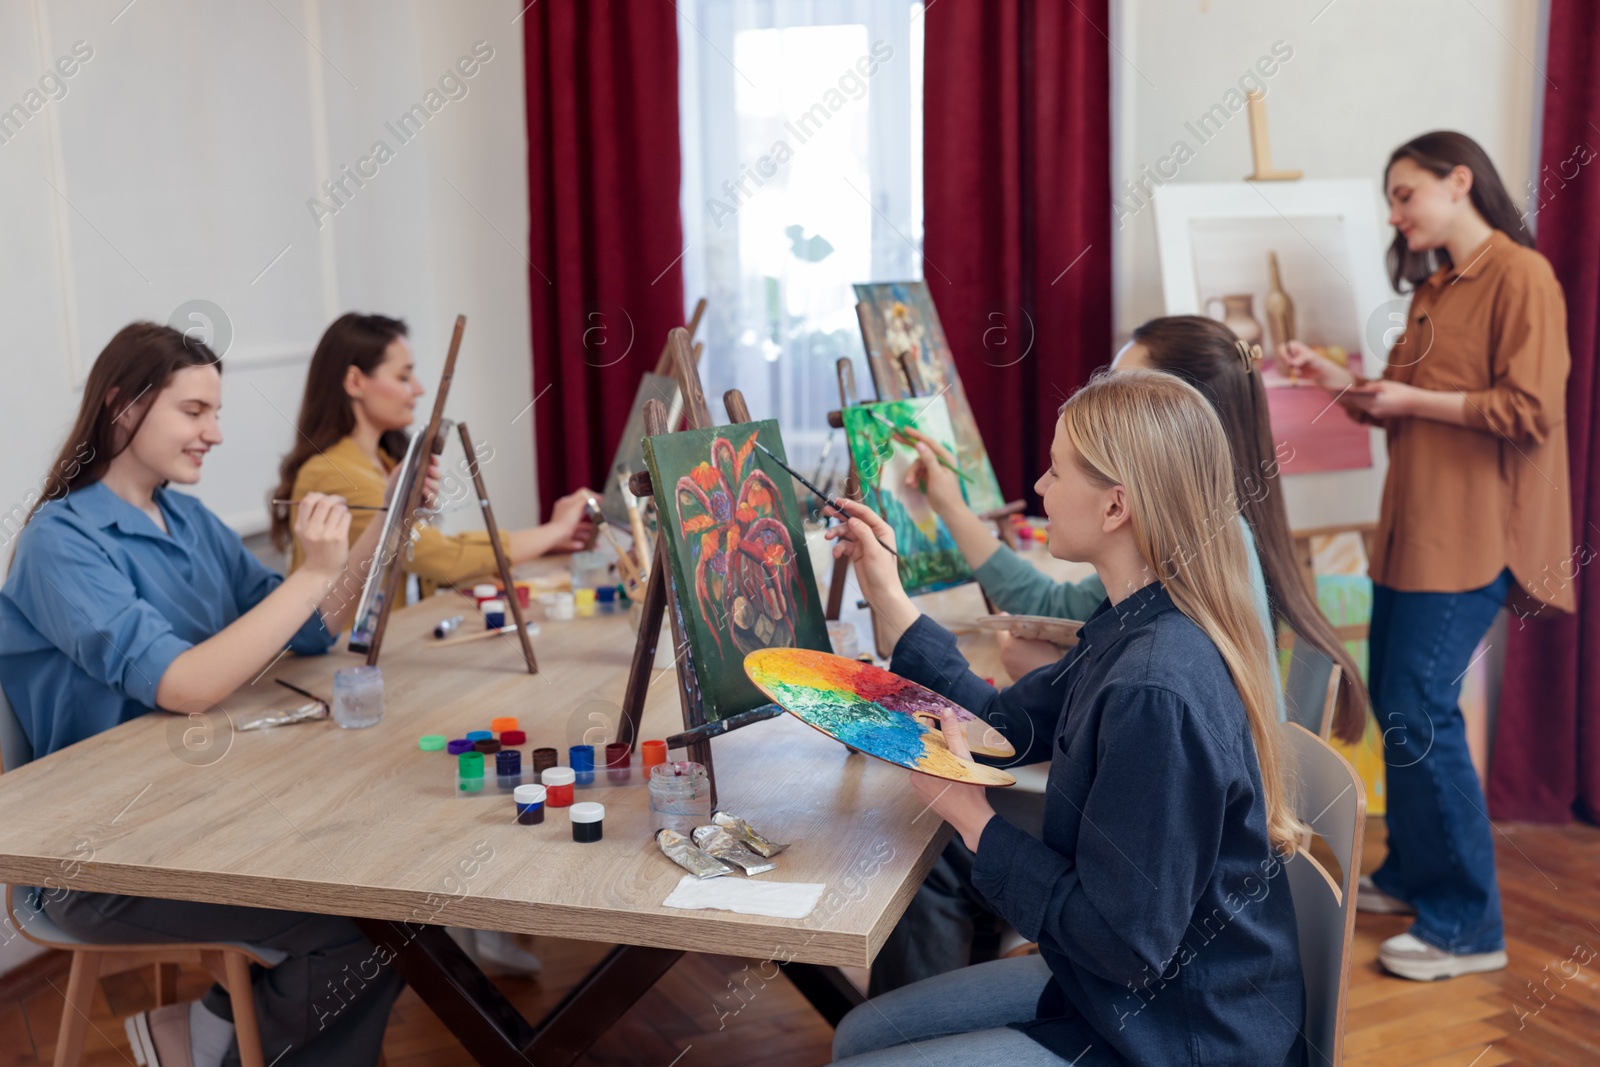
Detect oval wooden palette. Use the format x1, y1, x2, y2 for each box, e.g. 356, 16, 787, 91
743, 648, 1016, 787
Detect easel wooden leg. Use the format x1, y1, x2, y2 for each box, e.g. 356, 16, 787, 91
458, 422, 538, 674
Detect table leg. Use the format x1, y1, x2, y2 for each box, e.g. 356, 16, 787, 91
781, 963, 866, 1027
355, 918, 683, 1067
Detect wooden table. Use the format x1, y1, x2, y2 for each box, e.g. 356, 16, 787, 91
0, 555, 1069, 1065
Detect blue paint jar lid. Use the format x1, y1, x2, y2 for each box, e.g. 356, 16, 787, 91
465, 730, 493, 742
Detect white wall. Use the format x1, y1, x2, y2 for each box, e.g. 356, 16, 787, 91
0, 0, 535, 974
0, 0, 538, 559
1112, 0, 1543, 528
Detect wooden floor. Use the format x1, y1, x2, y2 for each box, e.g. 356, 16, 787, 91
2, 821, 1596, 1066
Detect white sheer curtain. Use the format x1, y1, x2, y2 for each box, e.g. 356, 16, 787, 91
678, 0, 925, 491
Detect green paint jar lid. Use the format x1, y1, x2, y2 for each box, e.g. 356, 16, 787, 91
458, 752, 485, 777
419, 734, 447, 751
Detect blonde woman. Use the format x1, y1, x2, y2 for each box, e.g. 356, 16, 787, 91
824, 371, 1305, 1066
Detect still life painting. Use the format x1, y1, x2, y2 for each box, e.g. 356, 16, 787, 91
643, 420, 831, 721
841, 397, 973, 596
744, 648, 1016, 786
853, 281, 1007, 514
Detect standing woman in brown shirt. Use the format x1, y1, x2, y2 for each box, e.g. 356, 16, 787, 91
1283, 131, 1574, 982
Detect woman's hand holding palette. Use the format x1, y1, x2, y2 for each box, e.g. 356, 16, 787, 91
743, 648, 1016, 786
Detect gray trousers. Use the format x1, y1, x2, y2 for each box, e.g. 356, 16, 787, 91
41, 890, 403, 1067
836, 955, 1067, 1066
869, 787, 1046, 996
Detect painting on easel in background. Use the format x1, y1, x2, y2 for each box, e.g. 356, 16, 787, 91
642, 419, 831, 722
841, 398, 972, 596
853, 281, 1006, 514
600, 372, 681, 528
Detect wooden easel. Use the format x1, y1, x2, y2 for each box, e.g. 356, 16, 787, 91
360, 315, 538, 674
616, 327, 787, 807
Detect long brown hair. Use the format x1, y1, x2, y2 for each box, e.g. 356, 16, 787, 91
20, 322, 221, 531
1131, 315, 1370, 743
1385, 130, 1533, 292
270, 313, 410, 551
1061, 371, 1303, 854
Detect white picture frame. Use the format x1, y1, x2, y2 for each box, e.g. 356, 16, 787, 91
1153, 178, 1399, 371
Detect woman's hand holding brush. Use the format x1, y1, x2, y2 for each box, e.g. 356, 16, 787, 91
822, 498, 921, 638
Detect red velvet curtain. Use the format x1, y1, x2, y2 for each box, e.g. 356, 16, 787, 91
923, 0, 1112, 502
1488, 0, 1600, 824
523, 1, 685, 515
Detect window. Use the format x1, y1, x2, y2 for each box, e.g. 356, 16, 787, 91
678, 0, 925, 492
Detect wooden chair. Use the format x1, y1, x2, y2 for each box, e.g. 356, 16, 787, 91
0, 688, 279, 1067
1281, 721, 1366, 1067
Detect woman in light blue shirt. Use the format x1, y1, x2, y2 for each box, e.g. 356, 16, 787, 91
0, 323, 410, 1067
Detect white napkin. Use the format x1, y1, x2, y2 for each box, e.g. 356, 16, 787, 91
662, 874, 826, 919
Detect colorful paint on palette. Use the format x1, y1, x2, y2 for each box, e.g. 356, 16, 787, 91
743, 648, 1016, 787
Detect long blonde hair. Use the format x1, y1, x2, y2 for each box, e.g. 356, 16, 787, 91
1061, 370, 1301, 854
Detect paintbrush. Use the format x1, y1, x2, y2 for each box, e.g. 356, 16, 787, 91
271, 499, 387, 511
616, 465, 652, 573
864, 409, 973, 484
750, 439, 899, 559
274, 678, 328, 704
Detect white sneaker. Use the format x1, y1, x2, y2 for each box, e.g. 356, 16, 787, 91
1356, 874, 1415, 915
1378, 932, 1508, 981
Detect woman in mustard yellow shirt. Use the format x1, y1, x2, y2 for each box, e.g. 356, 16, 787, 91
272, 313, 596, 590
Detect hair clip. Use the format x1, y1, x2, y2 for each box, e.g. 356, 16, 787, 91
1235, 339, 1264, 374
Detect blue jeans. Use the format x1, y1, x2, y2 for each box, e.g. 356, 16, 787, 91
835, 956, 1070, 1066
1369, 569, 1512, 954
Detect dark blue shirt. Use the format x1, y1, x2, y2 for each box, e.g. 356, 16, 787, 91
0, 482, 333, 759
892, 582, 1306, 1066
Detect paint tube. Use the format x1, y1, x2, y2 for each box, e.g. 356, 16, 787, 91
692, 825, 777, 875
711, 810, 788, 858
238, 701, 329, 731
656, 829, 733, 880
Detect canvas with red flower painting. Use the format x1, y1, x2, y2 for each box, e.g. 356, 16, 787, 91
642, 419, 832, 721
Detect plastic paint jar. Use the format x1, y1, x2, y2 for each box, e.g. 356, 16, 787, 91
604, 742, 631, 783
542, 766, 575, 807
465, 730, 493, 743
532, 747, 558, 776
496, 750, 523, 791
474, 738, 502, 755
570, 802, 605, 843
331, 665, 384, 729
472, 582, 498, 605
457, 751, 485, 795
543, 592, 575, 622
446, 738, 474, 755
574, 588, 597, 617
596, 585, 617, 615
569, 744, 595, 785
514, 784, 547, 825
501, 730, 526, 746
640, 740, 668, 769
418, 735, 446, 752
491, 717, 519, 733
648, 761, 710, 833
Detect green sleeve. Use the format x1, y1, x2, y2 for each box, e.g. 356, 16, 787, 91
971, 545, 1106, 620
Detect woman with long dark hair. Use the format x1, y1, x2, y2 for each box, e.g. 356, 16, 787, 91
0, 323, 415, 1065
273, 313, 596, 593
1282, 130, 1574, 980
